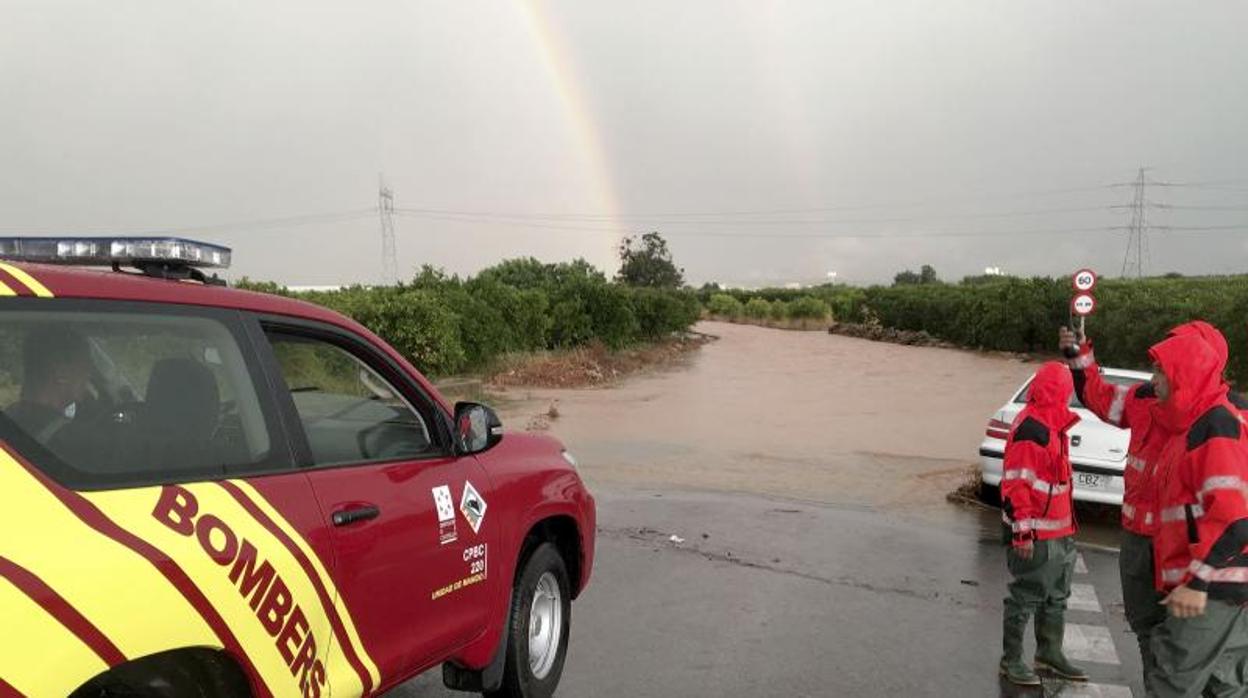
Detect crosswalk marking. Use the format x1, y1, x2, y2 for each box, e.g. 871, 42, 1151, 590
1064, 623, 1121, 665
1051, 683, 1133, 697
1075, 552, 1089, 575
1068, 582, 1103, 613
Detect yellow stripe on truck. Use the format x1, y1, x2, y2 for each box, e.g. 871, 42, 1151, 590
0, 451, 219, 691
0, 279, 15, 296
0, 262, 53, 297
85, 483, 369, 698
233, 479, 382, 691
0, 574, 108, 697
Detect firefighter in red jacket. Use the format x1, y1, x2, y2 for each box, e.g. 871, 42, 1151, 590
1148, 332, 1248, 696
1059, 320, 1237, 689
1000, 361, 1089, 686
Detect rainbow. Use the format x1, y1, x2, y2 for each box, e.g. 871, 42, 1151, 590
515, 1, 623, 267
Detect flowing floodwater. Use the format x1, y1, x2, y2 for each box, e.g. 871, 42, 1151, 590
499, 321, 1122, 544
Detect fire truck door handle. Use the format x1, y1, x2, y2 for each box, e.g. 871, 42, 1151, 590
332, 505, 380, 527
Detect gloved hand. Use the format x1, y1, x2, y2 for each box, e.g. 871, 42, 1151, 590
1059, 326, 1084, 359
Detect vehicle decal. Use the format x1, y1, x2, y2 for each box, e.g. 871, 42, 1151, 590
0, 675, 22, 697
86, 482, 369, 698
0, 445, 233, 696
0, 278, 14, 296
433, 485, 458, 545
460, 481, 487, 534
431, 569, 488, 601
432, 543, 490, 602
0, 263, 53, 298
0, 571, 108, 696
0, 556, 126, 667
221, 479, 381, 693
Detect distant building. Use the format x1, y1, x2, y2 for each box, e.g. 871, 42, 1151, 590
287, 284, 350, 293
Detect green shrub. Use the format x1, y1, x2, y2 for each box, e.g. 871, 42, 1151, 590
744, 298, 771, 320
583, 283, 640, 349
632, 288, 701, 338
311, 286, 467, 376
786, 296, 831, 320
769, 300, 789, 321
707, 293, 744, 318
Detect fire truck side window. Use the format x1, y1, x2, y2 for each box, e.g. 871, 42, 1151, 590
0, 304, 287, 489
265, 331, 436, 467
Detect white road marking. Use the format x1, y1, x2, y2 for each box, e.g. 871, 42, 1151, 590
1075, 552, 1089, 574
1063, 623, 1121, 665
1068, 583, 1102, 613
1049, 683, 1133, 697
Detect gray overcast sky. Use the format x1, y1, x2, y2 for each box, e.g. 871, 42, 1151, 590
3, 1, 1247, 287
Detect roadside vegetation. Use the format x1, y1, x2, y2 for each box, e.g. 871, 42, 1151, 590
708, 267, 1248, 384
701, 290, 836, 330
236, 235, 702, 380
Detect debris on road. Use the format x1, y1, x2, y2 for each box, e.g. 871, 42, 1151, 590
669, 535, 686, 544
828, 322, 953, 348
487, 335, 712, 389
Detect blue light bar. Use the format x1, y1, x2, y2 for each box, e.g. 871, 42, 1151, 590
0, 237, 231, 269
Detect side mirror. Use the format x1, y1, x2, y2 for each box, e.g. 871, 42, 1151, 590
453, 402, 503, 455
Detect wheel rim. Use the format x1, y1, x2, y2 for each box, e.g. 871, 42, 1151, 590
528, 571, 563, 680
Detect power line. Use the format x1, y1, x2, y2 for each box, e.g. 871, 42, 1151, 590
1153, 204, 1248, 211
1154, 224, 1248, 232
394, 211, 1120, 239
393, 204, 1113, 227
394, 181, 1124, 222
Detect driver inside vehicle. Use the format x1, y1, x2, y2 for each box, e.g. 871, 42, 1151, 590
5, 327, 93, 444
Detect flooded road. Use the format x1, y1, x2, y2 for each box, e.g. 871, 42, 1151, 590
507, 321, 1038, 521
394, 322, 1140, 697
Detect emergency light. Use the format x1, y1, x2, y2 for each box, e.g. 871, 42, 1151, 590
0, 237, 232, 269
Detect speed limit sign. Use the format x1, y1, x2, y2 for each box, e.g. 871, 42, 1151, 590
1073, 269, 1097, 292
1072, 293, 1096, 316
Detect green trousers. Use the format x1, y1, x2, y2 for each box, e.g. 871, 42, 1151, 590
1003, 536, 1076, 664
1121, 530, 1168, 691
1151, 598, 1248, 698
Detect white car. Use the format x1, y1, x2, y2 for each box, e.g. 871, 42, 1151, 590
980, 367, 1153, 506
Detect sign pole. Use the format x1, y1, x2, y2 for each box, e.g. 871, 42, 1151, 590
1071, 269, 1098, 342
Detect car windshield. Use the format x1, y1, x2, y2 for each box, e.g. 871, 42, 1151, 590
1013, 372, 1147, 409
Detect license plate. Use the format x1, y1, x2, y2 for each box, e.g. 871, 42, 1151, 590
1075, 473, 1106, 490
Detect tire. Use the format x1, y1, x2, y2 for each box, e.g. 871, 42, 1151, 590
487, 542, 572, 698
979, 482, 1002, 507
69, 649, 252, 698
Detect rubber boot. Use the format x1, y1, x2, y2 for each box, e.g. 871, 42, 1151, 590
1035, 608, 1089, 682
1001, 612, 1041, 686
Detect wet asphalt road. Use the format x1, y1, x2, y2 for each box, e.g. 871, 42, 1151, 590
387, 486, 1144, 698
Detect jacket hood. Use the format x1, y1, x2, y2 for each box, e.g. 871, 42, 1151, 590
1149, 333, 1225, 432
1169, 321, 1228, 377
1026, 361, 1077, 430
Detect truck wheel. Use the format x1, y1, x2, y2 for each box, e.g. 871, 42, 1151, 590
488, 542, 571, 698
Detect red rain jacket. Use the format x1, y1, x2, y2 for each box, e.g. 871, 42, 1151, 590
1067, 321, 1244, 537
1068, 343, 1165, 535
1149, 333, 1248, 599
1002, 362, 1080, 546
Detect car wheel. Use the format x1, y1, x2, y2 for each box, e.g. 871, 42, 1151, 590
979, 482, 1001, 507
487, 542, 572, 698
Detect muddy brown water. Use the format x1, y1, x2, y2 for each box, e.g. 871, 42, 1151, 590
492, 321, 1139, 544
